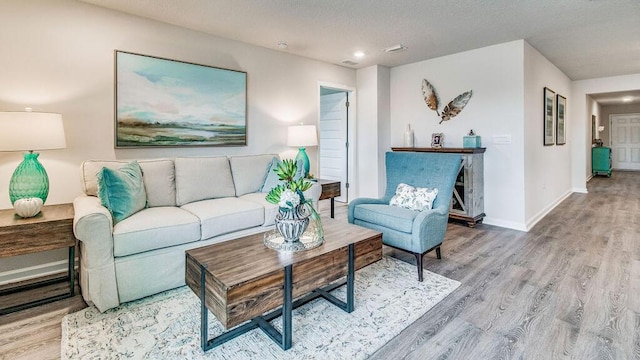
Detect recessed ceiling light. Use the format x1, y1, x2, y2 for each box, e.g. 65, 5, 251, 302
353, 51, 365, 58
623, 96, 633, 102
277, 41, 288, 49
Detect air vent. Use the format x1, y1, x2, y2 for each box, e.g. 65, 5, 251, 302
384, 44, 407, 53
341, 59, 359, 66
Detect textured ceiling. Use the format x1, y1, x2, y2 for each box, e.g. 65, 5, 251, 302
81, 0, 640, 82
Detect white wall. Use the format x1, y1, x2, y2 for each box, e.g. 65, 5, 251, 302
571, 73, 640, 191
356, 65, 390, 198
390, 41, 527, 229
0, 0, 355, 282
522, 42, 572, 228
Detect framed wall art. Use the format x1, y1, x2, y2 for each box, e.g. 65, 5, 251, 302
556, 94, 566, 145
543, 87, 555, 146
115, 51, 247, 148
431, 133, 444, 148
592, 115, 597, 144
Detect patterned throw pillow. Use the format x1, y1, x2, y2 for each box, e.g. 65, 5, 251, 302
413, 186, 439, 211
389, 183, 438, 211
389, 183, 416, 209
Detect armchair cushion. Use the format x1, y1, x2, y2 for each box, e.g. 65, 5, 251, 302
354, 204, 418, 233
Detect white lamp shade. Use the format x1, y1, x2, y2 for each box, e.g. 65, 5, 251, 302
287, 125, 318, 147
0, 111, 66, 151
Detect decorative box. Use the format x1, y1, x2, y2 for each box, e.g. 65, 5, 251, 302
463, 135, 481, 148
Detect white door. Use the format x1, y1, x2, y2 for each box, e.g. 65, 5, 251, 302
319, 92, 348, 202
611, 113, 640, 170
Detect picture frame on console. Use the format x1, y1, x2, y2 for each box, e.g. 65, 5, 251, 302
556, 94, 566, 145
431, 133, 444, 148
114, 50, 247, 148
543, 87, 555, 146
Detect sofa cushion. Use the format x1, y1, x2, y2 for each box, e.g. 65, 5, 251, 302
81, 159, 176, 207
353, 204, 418, 233
97, 161, 147, 223
113, 207, 201, 257
174, 157, 235, 206
181, 197, 264, 239
240, 193, 279, 226
230, 154, 277, 196
138, 160, 176, 207
82, 160, 128, 196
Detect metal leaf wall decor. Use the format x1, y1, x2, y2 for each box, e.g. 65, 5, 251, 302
421, 79, 472, 124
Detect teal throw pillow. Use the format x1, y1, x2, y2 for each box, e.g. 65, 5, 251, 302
97, 161, 147, 223
260, 157, 305, 193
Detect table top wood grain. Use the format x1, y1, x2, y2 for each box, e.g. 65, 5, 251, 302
186, 219, 380, 288
0, 204, 75, 258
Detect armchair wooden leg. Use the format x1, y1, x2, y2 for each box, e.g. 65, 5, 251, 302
436, 247, 441, 259
414, 252, 424, 282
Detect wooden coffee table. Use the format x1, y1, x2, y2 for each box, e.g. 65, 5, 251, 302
185, 220, 382, 351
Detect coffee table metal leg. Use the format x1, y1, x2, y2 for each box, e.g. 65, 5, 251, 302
346, 243, 354, 312
282, 264, 293, 350
198, 248, 354, 352
200, 264, 209, 351
199, 264, 294, 351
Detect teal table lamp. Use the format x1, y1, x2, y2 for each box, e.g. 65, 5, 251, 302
0, 110, 66, 216
287, 124, 318, 177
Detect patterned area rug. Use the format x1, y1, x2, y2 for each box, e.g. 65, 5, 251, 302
61, 256, 460, 359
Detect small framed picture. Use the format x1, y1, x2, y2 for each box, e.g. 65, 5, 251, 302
543, 87, 555, 146
556, 94, 566, 145
431, 133, 444, 148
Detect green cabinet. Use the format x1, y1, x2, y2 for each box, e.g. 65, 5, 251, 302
592, 146, 611, 177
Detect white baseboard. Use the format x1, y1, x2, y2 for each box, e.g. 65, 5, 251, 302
524, 189, 573, 231
572, 187, 588, 194
482, 217, 527, 232
0, 260, 70, 286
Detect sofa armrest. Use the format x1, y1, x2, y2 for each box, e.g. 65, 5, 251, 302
304, 182, 322, 210
73, 194, 115, 267
348, 197, 387, 223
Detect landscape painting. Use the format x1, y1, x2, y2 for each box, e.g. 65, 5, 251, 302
115, 51, 247, 147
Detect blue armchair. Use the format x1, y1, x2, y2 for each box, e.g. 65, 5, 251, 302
348, 151, 461, 281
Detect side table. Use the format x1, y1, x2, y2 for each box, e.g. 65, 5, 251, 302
0, 203, 76, 315
317, 179, 341, 218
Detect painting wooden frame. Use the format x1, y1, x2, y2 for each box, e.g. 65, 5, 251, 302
114, 51, 247, 148
556, 94, 566, 145
543, 87, 555, 146
431, 133, 444, 148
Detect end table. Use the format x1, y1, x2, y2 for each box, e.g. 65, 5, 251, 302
318, 179, 341, 218
0, 203, 76, 315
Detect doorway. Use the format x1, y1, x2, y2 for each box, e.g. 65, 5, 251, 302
610, 113, 640, 170
318, 84, 355, 203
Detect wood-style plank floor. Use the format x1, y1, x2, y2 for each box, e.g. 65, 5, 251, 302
1, 172, 638, 359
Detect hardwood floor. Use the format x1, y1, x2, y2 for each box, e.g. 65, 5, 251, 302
1, 172, 638, 359
372, 171, 640, 360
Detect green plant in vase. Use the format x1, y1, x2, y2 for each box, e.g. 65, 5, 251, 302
265, 159, 323, 242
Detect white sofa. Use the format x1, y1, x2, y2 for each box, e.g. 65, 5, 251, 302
73, 154, 321, 312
